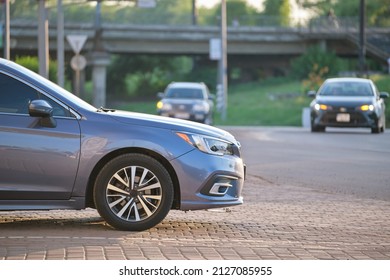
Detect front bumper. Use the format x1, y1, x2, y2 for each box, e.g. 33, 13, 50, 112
311, 109, 378, 128
171, 149, 245, 211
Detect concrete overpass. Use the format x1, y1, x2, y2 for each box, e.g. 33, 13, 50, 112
8, 20, 390, 63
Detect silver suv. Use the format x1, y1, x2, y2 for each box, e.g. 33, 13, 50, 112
157, 82, 214, 125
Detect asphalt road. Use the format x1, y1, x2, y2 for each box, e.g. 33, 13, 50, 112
227, 126, 390, 201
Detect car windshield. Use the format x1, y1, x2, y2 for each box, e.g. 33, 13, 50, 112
319, 81, 374, 97
166, 88, 204, 99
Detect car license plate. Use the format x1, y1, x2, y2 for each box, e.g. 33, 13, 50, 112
336, 113, 350, 122
175, 113, 190, 119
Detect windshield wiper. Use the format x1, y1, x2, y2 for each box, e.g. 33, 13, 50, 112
97, 106, 116, 112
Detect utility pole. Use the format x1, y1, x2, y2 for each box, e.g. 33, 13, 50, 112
38, 0, 49, 78
191, 0, 197, 25
57, 0, 65, 87
219, 0, 228, 121
2, 0, 10, 59
358, 0, 366, 77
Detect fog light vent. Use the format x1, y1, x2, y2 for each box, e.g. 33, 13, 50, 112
209, 182, 232, 196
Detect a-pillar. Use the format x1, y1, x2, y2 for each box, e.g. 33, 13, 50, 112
90, 52, 110, 108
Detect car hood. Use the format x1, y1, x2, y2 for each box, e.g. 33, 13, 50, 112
162, 98, 206, 104
106, 110, 236, 142
315, 96, 376, 106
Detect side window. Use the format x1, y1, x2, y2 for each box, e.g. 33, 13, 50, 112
0, 72, 72, 117
0, 72, 39, 114
39, 94, 72, 117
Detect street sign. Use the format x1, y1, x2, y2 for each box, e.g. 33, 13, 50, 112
70, 54, 87, 71
66, 35, 87, 54
209, 38, 221, 60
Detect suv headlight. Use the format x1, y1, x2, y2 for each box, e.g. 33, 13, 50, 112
176, 132, 234, 156
359, 104, 374, 111
314, 103, 330, 111
157, 101, 172, 111
193, 103, 209, 112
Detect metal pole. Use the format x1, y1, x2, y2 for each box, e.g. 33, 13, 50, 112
220, 0, 228, 121
359, 0, 366, 77
94, 0, 103, 51
38, 0, 49, 78
57, 0, 65, 86
3, 0, 10, 59
191, 0, 197, 25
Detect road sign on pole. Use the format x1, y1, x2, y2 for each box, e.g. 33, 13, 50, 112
209, 38, 221, 60
66, 35, 87, 54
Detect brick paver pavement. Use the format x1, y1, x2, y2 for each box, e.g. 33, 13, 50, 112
0, 175, 389, 260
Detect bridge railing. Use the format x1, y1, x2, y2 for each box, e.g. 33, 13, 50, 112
2, 3, 389, 31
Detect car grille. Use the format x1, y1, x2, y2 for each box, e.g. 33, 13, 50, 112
323, 110, 366, 125
172, 104, 192, 111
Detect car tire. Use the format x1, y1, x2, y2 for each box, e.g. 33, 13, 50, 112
311, 124, 325, 132
93, 153, 174, 231
371, 120, 381, 134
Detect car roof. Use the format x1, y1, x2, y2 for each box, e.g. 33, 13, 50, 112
167, 82, 206, 89
325, 77, 372, 84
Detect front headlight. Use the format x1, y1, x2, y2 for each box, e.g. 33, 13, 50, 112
314, 103, 330, 111
157, 101, 172, 111
193, 103, 209, 112
359, 104, 374, 111
176, 132, 234, 156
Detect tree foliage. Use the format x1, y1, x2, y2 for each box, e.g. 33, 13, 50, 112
107, 55, 194, 98
197, 0, 259, 26
15, 56, 58, 82
290, 46, 342, 82
297, 0, 390, 27
262, 0, 291, 26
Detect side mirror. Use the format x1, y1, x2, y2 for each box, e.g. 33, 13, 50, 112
307, 90, 316, 98
157, 92, 165, 99
29, 99, 56, 128
380, 92, 389, 99
29, 99, 53, 117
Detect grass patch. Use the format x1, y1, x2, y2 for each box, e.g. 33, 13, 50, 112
215, 79, 308, 126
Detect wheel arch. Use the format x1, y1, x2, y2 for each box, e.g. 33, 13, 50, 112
85, 148, 181, 210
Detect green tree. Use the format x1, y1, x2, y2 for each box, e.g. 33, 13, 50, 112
199, 0, 259, 26
290, 45, 342, 81
297, 0, 390, 27
107, 55, 193, 99
262, 0, 291, 26
15, 56, 57, 82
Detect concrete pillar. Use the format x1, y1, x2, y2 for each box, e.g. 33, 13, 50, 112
90, 52, 110, 108
319, 39, 327, 52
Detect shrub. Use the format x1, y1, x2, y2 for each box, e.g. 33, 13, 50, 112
290, 46, 342, 81
15, 56, 57, 82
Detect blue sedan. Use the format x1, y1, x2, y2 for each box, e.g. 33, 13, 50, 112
0, 59, 245, 231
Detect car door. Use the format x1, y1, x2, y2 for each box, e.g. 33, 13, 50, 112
0, 72, 81, 200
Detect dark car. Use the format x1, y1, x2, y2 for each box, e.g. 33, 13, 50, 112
157, 82, 214, 125
0, 59, 245, 231
308, 77, 389, 133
